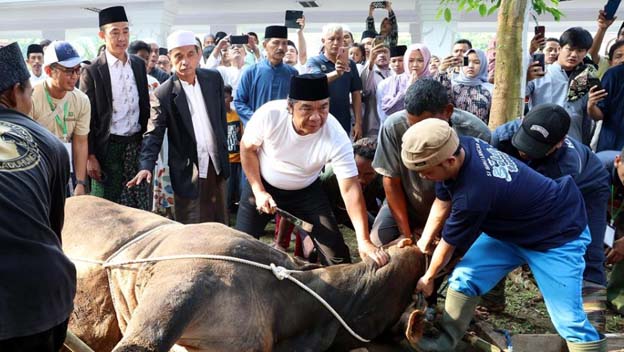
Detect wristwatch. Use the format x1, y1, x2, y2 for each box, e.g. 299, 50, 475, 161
76, 179, 89, 187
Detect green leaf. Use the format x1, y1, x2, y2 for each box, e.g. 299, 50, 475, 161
478, 3, 488, 16
458, 0, 466, 12
444, 7, 452, 22
487, 4, 498, 16
436, 7, 444, 19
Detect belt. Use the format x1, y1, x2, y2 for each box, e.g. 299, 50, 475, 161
109, 133, 143, 144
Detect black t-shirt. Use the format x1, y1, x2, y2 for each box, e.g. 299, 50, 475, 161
436, 136, 587, 251
0, 107, 76, 339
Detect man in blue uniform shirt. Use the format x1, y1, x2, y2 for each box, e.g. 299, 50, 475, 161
408, 119, 604, 352
490, 104, 611, 331
234, 25, 298, 126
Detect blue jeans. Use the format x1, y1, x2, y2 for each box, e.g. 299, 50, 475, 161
448, 229, 599, 342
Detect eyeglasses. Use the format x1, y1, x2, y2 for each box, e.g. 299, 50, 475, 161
53, 65, 81, 76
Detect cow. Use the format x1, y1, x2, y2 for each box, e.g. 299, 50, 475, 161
62, 196, 426, 352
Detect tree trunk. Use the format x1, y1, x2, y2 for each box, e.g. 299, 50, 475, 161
489, 0, 529, 130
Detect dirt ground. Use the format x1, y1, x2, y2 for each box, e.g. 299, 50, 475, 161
255, 221, 624, 335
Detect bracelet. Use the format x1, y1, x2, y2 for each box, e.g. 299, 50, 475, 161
76, 179, 89, 186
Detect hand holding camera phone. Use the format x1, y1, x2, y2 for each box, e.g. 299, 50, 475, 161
337, 47, 351, 73
532, 52, 545, 71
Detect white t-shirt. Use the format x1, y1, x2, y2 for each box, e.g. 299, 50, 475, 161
243, 99, 358, 190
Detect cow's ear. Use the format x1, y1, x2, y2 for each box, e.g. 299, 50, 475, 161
405, 309, 425, 345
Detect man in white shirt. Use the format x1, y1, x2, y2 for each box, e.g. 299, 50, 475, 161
80, 6, 151, 210
235, 74, 389, 267
26, 44, 47, 84
128, 30, 229, 224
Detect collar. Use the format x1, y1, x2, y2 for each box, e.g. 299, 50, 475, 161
105, 49, 129, 66
262, 58, 285, 69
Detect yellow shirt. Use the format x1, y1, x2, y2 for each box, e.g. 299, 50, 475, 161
226, 110, 242, 163
31, 81, 91, 140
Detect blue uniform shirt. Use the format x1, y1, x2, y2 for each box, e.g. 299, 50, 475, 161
306, 54, 362, 134
234, 58, 298, 126
597, 64, 624, 152
436, 136, 587, 251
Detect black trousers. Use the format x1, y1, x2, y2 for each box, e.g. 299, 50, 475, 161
235, 178, 351, 266
0, 319, 68, 352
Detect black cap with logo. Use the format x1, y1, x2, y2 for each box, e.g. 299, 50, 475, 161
512, 104, 571, 159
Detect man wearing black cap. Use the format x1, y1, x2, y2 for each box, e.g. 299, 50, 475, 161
80, 5, 151, 210
157, 47, 171, 74
234, 25, 298, 126
360, 30, 376, 61
26, 43, 47, 84
376, 45, 406, 125
360, 43, 391, 137
0, 42, 76, 351
236, 73, 389, 267
490, 104, 611, 331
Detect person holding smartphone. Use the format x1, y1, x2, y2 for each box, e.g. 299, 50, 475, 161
366, 1, 398, 47
526, 27, 604, 146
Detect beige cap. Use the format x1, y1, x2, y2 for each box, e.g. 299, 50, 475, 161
401, 119, 459, 171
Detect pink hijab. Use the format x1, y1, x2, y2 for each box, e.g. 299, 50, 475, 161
380, 43, 433, 115
403, 44, 432, 78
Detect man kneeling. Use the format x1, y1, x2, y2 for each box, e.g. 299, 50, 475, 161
407, 119, 604, 351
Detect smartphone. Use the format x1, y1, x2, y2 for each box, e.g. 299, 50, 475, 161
534, 25, 545, 37
533, 52, 545, 71
604, 0, 622, 20
230, 35, 249, 45
588, 77, 603, 91
337, 47, 351, 73
463, 56, 469, 66
285, 10, 304, 29
371, 1, 387, 9
373, 35, 385, 46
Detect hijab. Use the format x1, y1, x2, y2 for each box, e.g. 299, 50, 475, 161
453, 48, 494, 92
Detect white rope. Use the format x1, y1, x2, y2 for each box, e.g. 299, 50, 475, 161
69, 244, 371, 342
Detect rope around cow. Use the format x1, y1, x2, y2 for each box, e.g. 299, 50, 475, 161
69, 223, 372, 343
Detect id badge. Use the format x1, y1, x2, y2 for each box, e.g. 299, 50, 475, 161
63, 141, 73, 173
604, 224, 615, 248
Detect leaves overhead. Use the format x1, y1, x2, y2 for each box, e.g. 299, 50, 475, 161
436, 0, 563, 22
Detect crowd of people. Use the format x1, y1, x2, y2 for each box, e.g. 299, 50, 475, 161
1, 2, 624, 351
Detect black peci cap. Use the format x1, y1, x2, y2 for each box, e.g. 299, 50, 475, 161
289, 74, 329, 101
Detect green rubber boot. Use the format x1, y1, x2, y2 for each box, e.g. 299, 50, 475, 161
566, 336, 607, 352
414, 288, 480, 352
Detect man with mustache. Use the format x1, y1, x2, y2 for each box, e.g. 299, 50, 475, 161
26, 44, 47, 84
234, 25, 298, 126
128, 30, 229, 224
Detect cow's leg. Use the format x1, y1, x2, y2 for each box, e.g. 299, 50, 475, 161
112, 272, 202, 352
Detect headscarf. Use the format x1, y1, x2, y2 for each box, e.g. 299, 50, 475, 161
402, 43, 432, 78
380, 43, 432, 114
453, 48, 494, 92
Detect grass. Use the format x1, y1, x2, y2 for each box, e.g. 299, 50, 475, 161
253, 217, 624, 335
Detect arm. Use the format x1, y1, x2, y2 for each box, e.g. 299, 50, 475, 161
387, 5, 398, 46
297, 16, 307, 65
233, 69, 255, 125
71, 134, 89, 195
127, 90, 168, 187
417, 198, 452, 254
79, 67, 102, 181
351, 90, 363, 140
366, 3, 377, 33
416, 238, 456, 296
587, 85, 608, 121
589, 10, 616, 65
240, 139, 275, 213
383, 176, 413, 240
339, 176, 389, 267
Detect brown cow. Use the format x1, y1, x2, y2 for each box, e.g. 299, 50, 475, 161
62, 196, 425, 351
